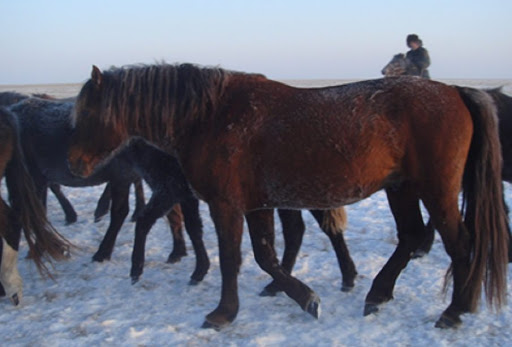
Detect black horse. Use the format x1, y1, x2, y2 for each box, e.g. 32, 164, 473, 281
0, 91, 147, 225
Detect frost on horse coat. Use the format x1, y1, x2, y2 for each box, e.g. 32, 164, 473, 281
68, 64, 508, 330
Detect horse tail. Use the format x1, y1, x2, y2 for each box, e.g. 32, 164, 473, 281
456, 86, 508, 311
1, 107, 72, 278
321, 207, 348, 233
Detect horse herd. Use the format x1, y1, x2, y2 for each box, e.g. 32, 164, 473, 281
0, 58, 511, 330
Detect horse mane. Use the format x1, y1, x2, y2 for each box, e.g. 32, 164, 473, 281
92, 63, 262, 142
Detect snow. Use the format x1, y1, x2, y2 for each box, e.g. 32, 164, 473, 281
0, 79, 511, 346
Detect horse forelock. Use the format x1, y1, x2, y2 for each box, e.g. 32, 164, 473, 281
92, 63, 242, 142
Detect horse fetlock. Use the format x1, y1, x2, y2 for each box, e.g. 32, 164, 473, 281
0, 239, 23, 305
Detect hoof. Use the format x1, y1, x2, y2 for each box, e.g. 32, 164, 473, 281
131, 276, 140, 285
188, 278, 200, 286
92, 253, 110, 262
341, 283, 354, 292
411, 250, 428, 259
166, 253, 186, 264
201, 320, 223, 331
305, 294, 321, 319
435, 314, 462, 329
363, 303, 379, 316
11, 293, 20, 306
259, 287, 277, 297
65, 217, 77, 225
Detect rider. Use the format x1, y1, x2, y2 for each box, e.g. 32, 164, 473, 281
405, 34, 431, 79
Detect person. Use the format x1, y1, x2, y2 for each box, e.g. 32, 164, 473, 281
405, 34, 430, 78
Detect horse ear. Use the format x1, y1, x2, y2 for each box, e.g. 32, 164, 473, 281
91, 65, 103, 87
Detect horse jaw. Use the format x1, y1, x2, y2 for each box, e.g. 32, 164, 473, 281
0, 238, 23, 306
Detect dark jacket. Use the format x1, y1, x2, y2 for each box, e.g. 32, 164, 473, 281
406, 46, 430, 78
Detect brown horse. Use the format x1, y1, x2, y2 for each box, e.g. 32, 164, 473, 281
0, 107, 71, 304
68, 64, 508, 330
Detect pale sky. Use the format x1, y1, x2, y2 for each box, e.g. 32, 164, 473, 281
1, 0, 511, 84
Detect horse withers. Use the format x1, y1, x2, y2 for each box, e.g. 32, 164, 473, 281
68, 64, 509, 329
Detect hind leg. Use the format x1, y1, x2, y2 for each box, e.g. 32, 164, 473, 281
130, 178, 145, 222
422, 197, 474, 328
246, 210, 320, 319
310, 209, 357, 292
261, 209, 305, 296
412, 218, 435, 258
364, 183, 426, 315
49, 184, 78, 225
181, 198, 210, 284
94, 183, 112, 222
165, 204, 187, 264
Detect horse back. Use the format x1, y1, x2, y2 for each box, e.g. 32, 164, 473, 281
179, 77, 474, 210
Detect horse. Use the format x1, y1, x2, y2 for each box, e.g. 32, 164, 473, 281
0, 107, 71, 305
7, 94, 355, 288
381, 53, 420, 77
6, 97, 209, 282
68, 63, 509, 330
0, 91, 146, 225
0, 92, 83, 224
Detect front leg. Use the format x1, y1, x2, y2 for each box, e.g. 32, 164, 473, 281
246, 209, 320, 319
202, 201, 244, 329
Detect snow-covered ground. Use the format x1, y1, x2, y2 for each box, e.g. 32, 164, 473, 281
0, 79, 511, 346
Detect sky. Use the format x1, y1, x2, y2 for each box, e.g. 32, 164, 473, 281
1, 0, 511, 85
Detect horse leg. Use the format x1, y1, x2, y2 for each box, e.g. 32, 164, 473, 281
49, 184, 78, 225
246, 209, 320, 319
130, 192, 175, 283
202, 201, 244, 329
364, 184, 426, 316
94, 182, 112, 222
92, 181, 131, 262
423, 197, 474, 328
411, 218, 435, 258
0, 201, 23, 305
260, 209, 305, 296
165, 204, 187, 264
310, 209, 357, 292
130, 178, 145, 222
180, 198, 210, 284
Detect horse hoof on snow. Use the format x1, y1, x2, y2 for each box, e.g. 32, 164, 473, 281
259, 287, 277, 297
201, 320, 223, 331
131, 276, 140, 285
305, 294, 321, 319
188, 278, 200, 286
363, 303, 379, 316
435, 314, 462, 329
10, 293, 20, 306
341, 284, 354, 292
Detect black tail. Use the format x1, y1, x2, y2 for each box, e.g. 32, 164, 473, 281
456, 87, 508, 311
1, 107, 72, 277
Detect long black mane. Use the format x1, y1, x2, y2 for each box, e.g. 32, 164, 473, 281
76, 64, 253, 142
